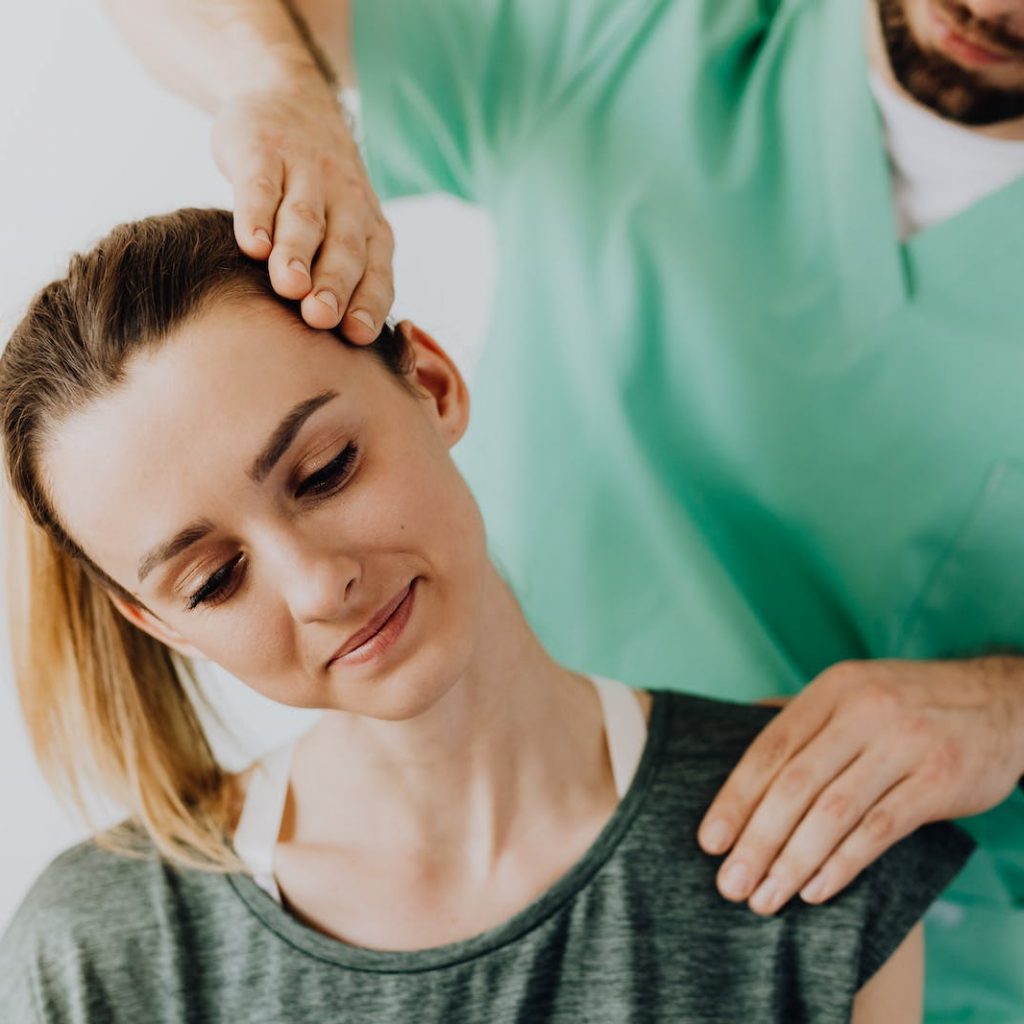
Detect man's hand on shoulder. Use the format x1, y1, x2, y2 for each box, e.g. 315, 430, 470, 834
697, 656, 1024, 914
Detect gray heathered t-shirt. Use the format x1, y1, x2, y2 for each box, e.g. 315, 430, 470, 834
1, 692, 974, 1023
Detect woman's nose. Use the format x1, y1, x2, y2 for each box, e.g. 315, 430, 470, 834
275, 540, 359, 624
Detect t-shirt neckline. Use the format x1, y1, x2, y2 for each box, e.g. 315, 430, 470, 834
226, 690, 672, 973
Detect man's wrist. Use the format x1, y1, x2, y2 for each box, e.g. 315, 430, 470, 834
984, 655, 1024, 783
217, 0, 341, 108
217, 45, 336, 108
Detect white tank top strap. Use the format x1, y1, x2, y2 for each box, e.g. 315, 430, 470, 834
232, 739, 297, 902
233, 677, 649, 902
589, 675, 648, 799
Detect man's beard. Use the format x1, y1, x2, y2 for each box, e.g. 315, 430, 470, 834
877, 0, 1024, 124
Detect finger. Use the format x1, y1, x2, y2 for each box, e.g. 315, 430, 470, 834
698, 691, 834, 857
268, 177, 328, 301
232, 157, 284, 260
756, 696, 792, 708
798, 777, 919, 905
714, 726, 860, 904
746, 753, 903, 914
298, 208, 381, 333
298, 213, 364, 329
338, 222, 396, 344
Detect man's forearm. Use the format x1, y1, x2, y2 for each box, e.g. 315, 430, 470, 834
102, 0, 334, 112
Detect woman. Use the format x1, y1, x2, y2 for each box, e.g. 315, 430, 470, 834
0, 209, 971, 1023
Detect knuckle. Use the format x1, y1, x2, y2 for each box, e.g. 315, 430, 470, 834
921, 738, 962, 786
317, 152, 341, 179
817, 790, 853, 824
246, 175, 281, 202
861, 806, 896, 843
854, 681, 900, 717
251, 130, 289, 161
326, 166, 367, 198
284, 200, 326, 232
936, 736, 963, 776
902, 711, 931, 737
777, 762, 812, 798
822, 660, 860, 689
334, 230, 366, 262
754, 728, 792, 773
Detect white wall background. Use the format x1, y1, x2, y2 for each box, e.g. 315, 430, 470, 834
0, 3, 496, 931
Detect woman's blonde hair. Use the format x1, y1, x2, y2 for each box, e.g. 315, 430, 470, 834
0, 208, 409, 871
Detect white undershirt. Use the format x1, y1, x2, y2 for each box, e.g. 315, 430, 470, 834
869, 70, 1024, 239
233, 676, 649, 904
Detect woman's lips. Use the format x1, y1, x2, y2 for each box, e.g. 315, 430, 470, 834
328, 581, 417, 668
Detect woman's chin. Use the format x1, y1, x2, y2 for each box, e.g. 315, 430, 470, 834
325, 658, 467, 722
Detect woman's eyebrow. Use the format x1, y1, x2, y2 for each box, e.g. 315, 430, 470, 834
137, 519, 215, 584
247, 389, 339, 484
135, 389, 340, 585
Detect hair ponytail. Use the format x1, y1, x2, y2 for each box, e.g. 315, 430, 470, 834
6, 502, 242, 870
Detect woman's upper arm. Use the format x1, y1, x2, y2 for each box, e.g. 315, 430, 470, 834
851, 922, 924, 1024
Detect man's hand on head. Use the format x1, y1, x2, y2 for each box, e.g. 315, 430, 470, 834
211, 79, 394, 342
698, 656, 1024, 914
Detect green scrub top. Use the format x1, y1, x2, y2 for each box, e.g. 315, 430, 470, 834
353, 0, 1024, 1017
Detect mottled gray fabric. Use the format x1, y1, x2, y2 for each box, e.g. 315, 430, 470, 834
1, 693, 974, 1023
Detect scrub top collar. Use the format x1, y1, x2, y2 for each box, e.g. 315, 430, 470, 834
821, 0, 1024, 326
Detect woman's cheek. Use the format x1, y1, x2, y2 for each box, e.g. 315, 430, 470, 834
193, 601, 295, 696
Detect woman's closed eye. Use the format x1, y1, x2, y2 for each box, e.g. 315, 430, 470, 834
186, 553, 245, 611
294, 440, 360, 500
184, 441, 361, 610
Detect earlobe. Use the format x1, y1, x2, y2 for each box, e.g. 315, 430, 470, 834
397, 320, 470, 447
107, 591, 207, 661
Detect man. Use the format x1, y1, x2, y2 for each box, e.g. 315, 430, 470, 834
103, 0, 1024, 1017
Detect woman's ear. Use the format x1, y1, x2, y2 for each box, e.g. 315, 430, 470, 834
107, 592, 208, 661
397, 320, 470, 447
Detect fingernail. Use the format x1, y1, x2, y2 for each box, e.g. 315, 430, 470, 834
315, 290, 339, 314
288, 258, 309, 278
750, 877, 780, 914
801, 874, 827, 904
349, 309, 375, 331
701, 819, 732, 854
253, 228, 271, 246
721, 862, 750, 900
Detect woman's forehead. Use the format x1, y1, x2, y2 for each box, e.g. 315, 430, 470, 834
41, 300, 368, 589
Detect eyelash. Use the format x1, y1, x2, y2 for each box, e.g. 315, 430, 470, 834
184, 442, 360, 611
294, 440, 359, 500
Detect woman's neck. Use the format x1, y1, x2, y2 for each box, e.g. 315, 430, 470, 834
285, 568, 612, 881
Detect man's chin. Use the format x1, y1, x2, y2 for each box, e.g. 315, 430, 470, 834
904, 63, 1024, 123
878, 0, 1024, 124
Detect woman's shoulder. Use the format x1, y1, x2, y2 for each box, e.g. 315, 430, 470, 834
648, 688, 779, 776
1, 827, 246, 1023
3, 830, 229, 987
0, 836, 142, 1021
637, 689, 974, 1003
2, 830, 166, 962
